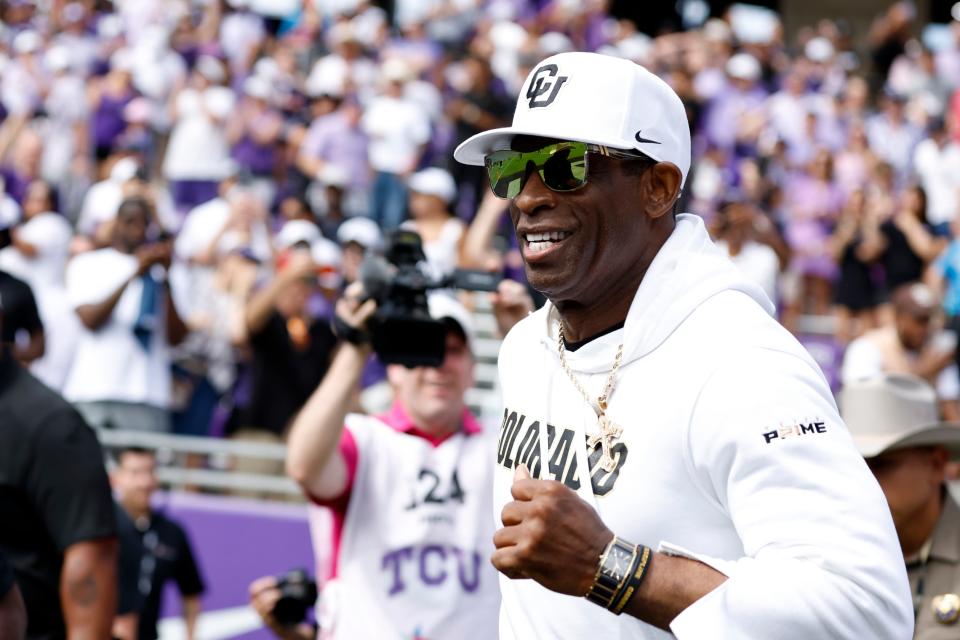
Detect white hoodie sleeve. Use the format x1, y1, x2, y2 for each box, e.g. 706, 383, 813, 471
668, 347, 913, 639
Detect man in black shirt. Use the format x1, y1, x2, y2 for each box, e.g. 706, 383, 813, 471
112, 448, 205, 640
228, 245, 339, 493
240, 248, 338, 439
0, 345, 118, 639
114, 503, 146, 640
0, 270, 44, 365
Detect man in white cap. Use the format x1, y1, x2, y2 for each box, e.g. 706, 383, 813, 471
282, 291, 500, 639
336, 217, 383, 286
362, 58, 431, 230
454, 51, 912, 638
402, 167, 465, 280
1, 30, 45, 118
840, 374, 960, 637
702, 52, 768, 153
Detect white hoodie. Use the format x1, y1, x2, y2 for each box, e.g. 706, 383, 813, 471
494, 214, 913, 639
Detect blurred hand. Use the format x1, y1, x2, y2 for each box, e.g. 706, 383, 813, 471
154, 241, 173, 270
249, 576, 282, 627
334, 282, 378, 334
134, 243, 169, 276
283, 250, 318, 281
491, 280, 534, 337
249, 576, 317, 640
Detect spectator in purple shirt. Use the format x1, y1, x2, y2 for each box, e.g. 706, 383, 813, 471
297, 96, 371, 218
0, 129, 45, 206
228, 76, 284, 208
702, 52, 769, 156
90, 50, 138, 163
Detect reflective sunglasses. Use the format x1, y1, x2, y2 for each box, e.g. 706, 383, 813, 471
484, 141, 654, 199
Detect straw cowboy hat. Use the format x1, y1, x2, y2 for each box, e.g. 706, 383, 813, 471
839, 374, 960, 459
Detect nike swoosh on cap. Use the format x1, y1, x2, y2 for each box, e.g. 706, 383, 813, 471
634, 131, 660, 144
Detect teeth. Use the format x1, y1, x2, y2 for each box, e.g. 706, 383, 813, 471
525, 231, 570, 243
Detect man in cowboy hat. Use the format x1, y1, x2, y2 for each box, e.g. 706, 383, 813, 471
841, 374, 960, 637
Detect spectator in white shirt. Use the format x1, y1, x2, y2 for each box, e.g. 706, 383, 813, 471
0, 180, 78, 391
38, 45, 89, 190
842, 282, 960, 419
401, 167, 466, 280
308, 24, 379, 103
362, 58, 431, 230
912, 116, 960, 236
710, 201, 784, 307
172, 183, 271, 323
1, 30, 47, 119
866, 92, 923, 180
51, 2, 98, 76
162, 56, 236, 214
220, 0, 266, 77
65, 197, 188, 433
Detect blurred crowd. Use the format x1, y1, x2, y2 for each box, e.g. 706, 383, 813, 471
2, 0, 960, 443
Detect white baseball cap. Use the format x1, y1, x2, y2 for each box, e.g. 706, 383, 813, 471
243, 76, 272, 100
726, 52, 761, 81
276, 219, 322, 250
408, 167, 457, 204
196, 55, 226, 83
110, 157, 140, 183
312, 237, 344, 289
454, 51, 691, 188
428, 293, 476, 350
337, 217, 383, 251
45, 45, 71, 73
804, 37, 835, 63
381, 57, 413, 84
110, 48, 135, 73
13, 30, 42, 55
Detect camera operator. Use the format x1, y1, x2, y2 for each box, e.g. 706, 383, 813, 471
283, 287, 500, 639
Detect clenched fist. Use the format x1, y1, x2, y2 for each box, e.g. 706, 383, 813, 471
492, 464, 614, 596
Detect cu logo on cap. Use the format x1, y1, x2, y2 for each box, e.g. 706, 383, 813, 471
526, 64, 568, 109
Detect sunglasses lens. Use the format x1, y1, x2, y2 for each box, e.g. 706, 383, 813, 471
542, 143, 587, 191
485, 142, 588, 198
486, 149, 529, 199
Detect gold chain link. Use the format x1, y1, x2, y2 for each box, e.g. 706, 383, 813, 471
557, 324, 624, 415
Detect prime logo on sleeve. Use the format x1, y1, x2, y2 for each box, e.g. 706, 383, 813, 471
762, 420, 828, 444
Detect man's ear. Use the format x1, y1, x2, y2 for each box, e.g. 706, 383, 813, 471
642, 162, 682, 220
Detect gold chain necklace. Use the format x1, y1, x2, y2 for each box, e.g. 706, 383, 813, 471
557, 324, 624, 473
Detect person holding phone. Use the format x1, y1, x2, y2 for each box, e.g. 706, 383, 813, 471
64, 196, 188, 433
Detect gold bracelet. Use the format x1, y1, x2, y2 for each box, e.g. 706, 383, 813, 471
611, 545, 652, 614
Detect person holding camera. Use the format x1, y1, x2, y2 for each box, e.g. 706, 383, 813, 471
64, 196, 188, 433
232, 239, 339, 485
283, 288, 500, 639
248, 574, 316, 640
